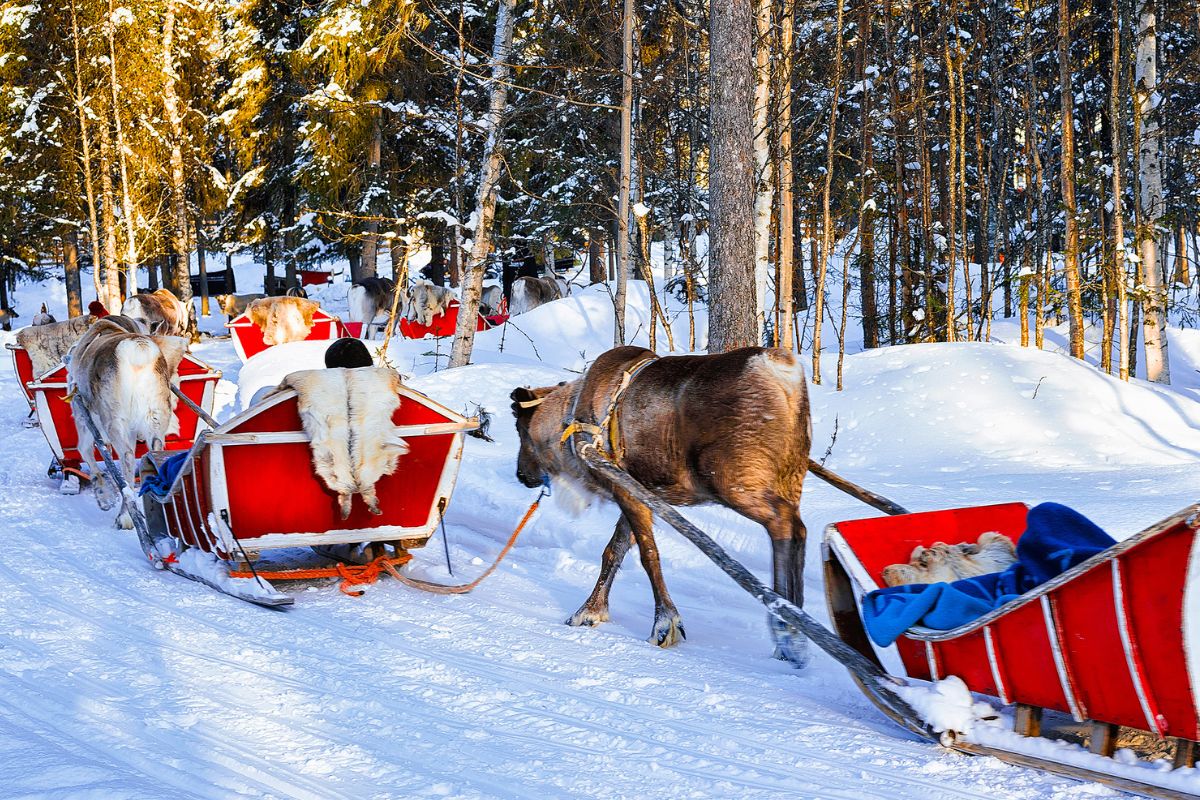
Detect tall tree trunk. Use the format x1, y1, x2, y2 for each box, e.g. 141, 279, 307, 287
751, 0, 773, 342
1135, 0, 1169, 382
1111, 0, 1130, 380
65, 233, 83, 317
1058, 0, 1085, 359
449, 0, 517, 368
196, 218, 209, 317
69, 0, 103, 307
107, 0, 138, 294
812, 0, 846, 379
588, 228, 606, 284
857, 2, 878, 349
97, 110, 120, 309
775, 0, 795, 350
358, 110, 383, 281
707, 0, 758, 353
162, 0, 193, 312
614, 0, 634, 346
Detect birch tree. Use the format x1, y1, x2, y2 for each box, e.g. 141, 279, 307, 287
449, 0, 517, 368
1136, 0, 1169, 383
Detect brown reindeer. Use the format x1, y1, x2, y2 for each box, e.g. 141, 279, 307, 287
511, 345, 812, 661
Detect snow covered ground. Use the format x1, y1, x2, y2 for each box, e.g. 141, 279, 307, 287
2, 276, 1199, 798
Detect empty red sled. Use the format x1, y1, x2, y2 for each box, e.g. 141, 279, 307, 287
27, 352, 221, 475
227, 307, 343, 362
139, 381, 476, 571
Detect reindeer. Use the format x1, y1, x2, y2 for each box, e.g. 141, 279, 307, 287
511, 345, 813, 664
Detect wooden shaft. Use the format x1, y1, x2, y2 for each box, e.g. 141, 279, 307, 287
578, 443, 926, 732
170, 382, 219, 429
806, 459, 910, 516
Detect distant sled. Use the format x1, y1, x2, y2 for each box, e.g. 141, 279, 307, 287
137, 380, 477, 605
227, 306, 343, 363
398, 300, 507, 339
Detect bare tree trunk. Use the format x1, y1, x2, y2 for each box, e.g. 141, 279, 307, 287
1111, 0, 1130, 380
97, 109, 121, 308
857, 3, 877, 349
775, 0, 795, 350
1135, 0, 1169, 382
196, 218, 209, 317
943, 24, 959, 343
751, 0, 773, 342
107, 0, 138, 293
69, 0, 103, 306
449, 0, 516, 368
707, 0, 758, 353
358, 111, 383, 281
812, 0, 846, 379
64, 233, 83, 317
1058, 0, 1085, 359
613, 0, 635, 346
588, 229, 606, 284
162, 0, 193, 312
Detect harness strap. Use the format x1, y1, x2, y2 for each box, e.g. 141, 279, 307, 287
561, 353, 659, 465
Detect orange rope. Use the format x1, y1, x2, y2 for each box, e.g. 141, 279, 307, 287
382, 495, 542, 595
229, 552, 413, 597
225, 494, 543, 597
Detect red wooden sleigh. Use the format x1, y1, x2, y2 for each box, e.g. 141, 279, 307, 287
399, 300, 508, 339
227, 307, 343, 363
138, 380, 477, 605
824, 501, 1200, 796
26, 352, 220, 488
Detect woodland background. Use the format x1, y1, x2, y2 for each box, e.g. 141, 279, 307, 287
0, 0, 1196, 384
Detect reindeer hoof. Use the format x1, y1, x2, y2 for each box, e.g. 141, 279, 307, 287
769, 616, 809, 669
566, 606, 610, 627
115, 510, 134, 530
649, 614, 685, 648
93, 481, 118, 511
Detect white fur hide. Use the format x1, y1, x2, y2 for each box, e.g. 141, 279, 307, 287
278, 367, 409, 518
18, 315, 93, 375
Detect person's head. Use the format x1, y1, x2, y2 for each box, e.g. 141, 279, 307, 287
88, 300, 109, 318
325, 337, 373, 369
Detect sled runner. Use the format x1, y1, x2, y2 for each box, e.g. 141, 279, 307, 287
824, 501, 1200, 799
27, 352, 220, 491
137, 380, 477, 605
399, 300, 508, 339
227, 306, 342, 362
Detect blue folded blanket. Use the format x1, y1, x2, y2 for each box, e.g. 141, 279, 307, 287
861, 503, 1117, 647
138, 452, 190, 498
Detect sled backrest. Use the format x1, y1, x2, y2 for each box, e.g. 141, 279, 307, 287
211, 388, 470, 541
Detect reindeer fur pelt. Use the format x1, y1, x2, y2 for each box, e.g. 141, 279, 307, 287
18, 314, 95, 375
275, 367, 409, 518
248, 296, 319, 346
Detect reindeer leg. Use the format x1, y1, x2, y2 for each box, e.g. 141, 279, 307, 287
767, 507, 809, 667
566, 515, 634, 628
617, 494, 684, 647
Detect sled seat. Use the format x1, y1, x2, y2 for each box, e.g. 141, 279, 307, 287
140, 382, 476, 560
6, 343, 37, 407
824, 502, 1200, 745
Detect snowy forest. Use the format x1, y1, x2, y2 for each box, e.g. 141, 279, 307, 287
1, 0, 1197, 381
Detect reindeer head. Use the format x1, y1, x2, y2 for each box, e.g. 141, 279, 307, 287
510, 383, 568, 488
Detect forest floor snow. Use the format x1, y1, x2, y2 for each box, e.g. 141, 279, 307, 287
1, 279, 1198, 798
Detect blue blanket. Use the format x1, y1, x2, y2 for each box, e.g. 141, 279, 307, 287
861, 503, 1117, 647
138, 452, 190, 498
